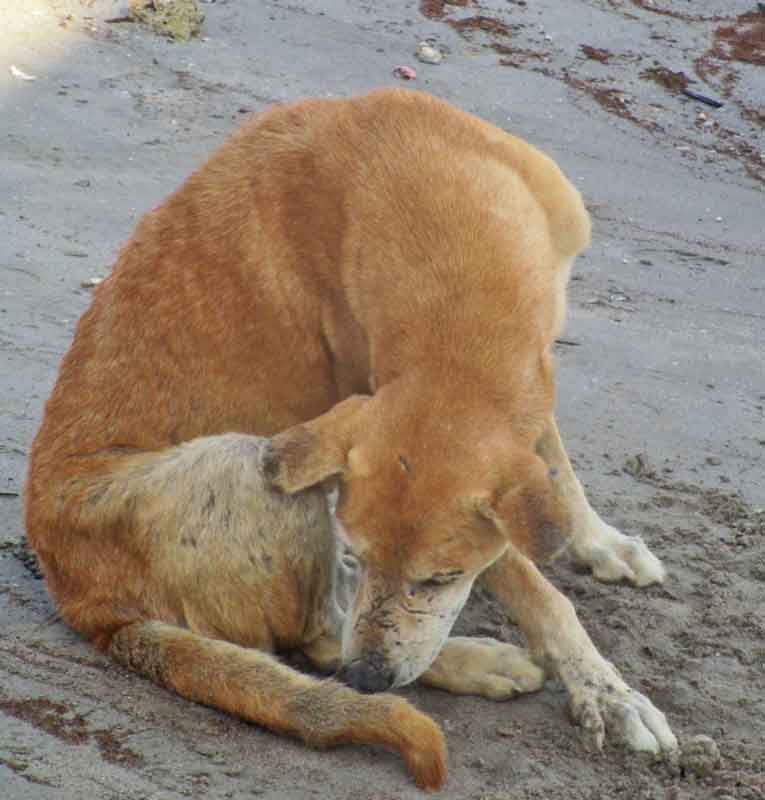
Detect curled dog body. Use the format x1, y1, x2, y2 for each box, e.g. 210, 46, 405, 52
26, 89, 676, 791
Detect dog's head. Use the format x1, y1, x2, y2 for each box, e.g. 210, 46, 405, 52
264, 390, 571, 692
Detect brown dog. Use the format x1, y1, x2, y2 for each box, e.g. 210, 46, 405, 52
26, 89, 676, 790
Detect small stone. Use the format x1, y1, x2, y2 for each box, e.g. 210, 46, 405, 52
680, 734, 721, 775
80, 277, 104, 288
415, 42, 443, 65
624, 453, 653, 478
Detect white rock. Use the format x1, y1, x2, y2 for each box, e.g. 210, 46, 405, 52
415, 42, 443, 65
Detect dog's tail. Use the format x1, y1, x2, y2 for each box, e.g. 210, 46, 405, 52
109, 620, 446, 790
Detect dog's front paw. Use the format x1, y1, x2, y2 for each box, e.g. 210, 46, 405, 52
420, 636, 545, 700
565, 658, 677, 755
571, 522, 665, 587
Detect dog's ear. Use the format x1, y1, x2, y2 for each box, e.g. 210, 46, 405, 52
475, 455, 572, 564
264, 395, 372, 494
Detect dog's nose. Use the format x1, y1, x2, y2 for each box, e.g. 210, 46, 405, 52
337, 660, 395, 693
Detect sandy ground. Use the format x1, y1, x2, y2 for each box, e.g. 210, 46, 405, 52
1, 1, 764, 798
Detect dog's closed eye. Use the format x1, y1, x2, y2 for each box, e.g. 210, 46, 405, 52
340, 546, 360, 571
411, 571, 464, 594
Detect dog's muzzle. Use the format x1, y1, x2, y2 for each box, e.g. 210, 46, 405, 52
336, 657, 395, 694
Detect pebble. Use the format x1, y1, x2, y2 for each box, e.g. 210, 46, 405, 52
415, 42, 443, 65
680, 734, 721, 775
80, 277, 104, 288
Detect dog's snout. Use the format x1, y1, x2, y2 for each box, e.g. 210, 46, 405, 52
337, 659, 395, 694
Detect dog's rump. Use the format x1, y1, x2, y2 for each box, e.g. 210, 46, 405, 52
27, 435, 329, 646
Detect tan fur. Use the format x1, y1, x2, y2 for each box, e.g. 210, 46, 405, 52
26, 89, 674, 791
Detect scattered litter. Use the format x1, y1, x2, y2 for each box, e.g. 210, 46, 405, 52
74, 179, 91, 188
682, 89, 723, 108
10, 65, 37, 81
585, 293, 636, 312
554, 338, 581, 347
415, 42, 443, 64
393, 65, 417, 80
80, 277, 105, 288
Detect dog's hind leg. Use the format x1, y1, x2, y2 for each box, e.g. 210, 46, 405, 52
536, 416, 665, 586
109, 620, 446, 789
418, 637, 545, 700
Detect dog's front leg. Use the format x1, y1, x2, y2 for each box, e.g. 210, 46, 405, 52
537, 416, 665, 586
481, 548, 677, 755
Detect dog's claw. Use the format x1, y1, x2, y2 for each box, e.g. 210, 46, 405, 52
567, 664, 677, 756
574, 699, 606, 752
570, 523, 666, 587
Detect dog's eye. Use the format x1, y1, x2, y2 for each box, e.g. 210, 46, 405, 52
340, 545, 360, 571
412, 572, 463, 594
